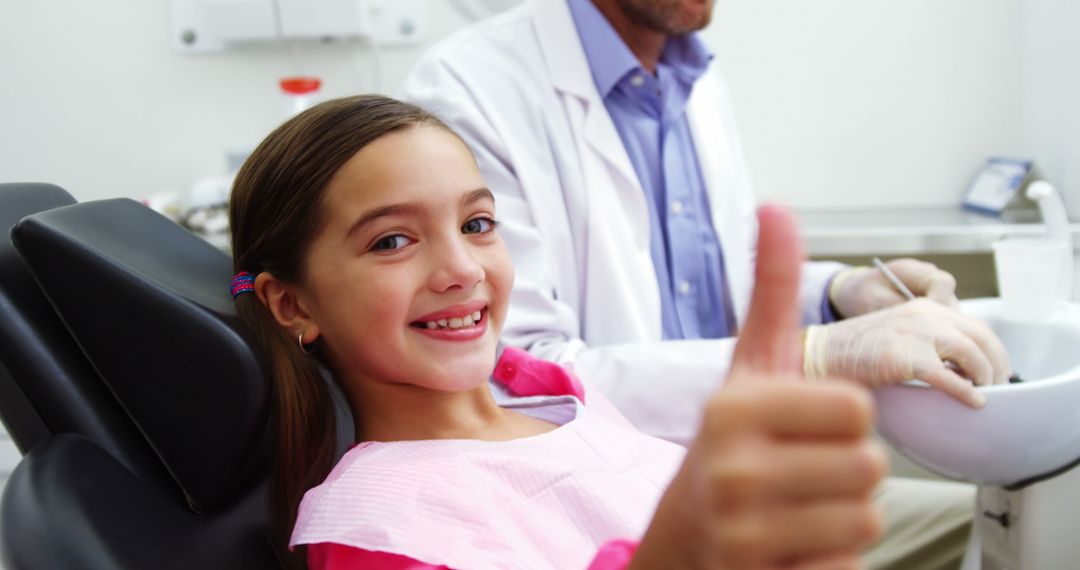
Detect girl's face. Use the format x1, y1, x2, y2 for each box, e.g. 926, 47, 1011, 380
290, 125, 513, 393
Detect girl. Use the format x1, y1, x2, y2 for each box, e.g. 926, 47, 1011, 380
229, 95, 885, 569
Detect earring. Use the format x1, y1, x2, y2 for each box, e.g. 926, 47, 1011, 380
298, 331, 315, 355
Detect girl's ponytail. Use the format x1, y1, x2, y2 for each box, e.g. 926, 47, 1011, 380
234, 293, 335, 566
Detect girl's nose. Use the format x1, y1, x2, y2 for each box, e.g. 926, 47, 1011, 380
428, 237, 484, 292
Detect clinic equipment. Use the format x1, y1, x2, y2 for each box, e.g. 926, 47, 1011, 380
875, 297, 1080, 569
0, 183, 325, 568
280, 76, 321, 115
1026, 180, 1071, 242
872, 183, 1077, 567
991, 181, 1073, 322
169, 0, 426, 54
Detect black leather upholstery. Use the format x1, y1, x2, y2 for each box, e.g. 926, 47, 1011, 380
13, 198, 272, 512
0, 183, 166, 492
1, 193, 278, 569
0, 182, 72, 451
3, 434, 276, 569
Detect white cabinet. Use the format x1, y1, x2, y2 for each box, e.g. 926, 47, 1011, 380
170, 0, 427, 53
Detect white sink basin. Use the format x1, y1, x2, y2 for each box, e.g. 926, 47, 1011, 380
873, 298, 1080, 486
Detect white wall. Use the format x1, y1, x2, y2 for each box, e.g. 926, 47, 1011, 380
1021, 0, 1080, 219
1, 0, 1028, 211
705, 0, 1024, 210
0, 1, 469, 203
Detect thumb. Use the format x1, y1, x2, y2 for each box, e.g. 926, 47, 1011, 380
730, 204, 805, 378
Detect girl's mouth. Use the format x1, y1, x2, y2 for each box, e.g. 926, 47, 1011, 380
410, 308, 485, 331
409, 307, 488, 341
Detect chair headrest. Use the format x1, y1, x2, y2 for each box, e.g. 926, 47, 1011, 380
13, 198, 271, 512
0, 185, 171, 491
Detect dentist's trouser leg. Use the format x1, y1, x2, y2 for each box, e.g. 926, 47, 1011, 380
865, 477, 976, 570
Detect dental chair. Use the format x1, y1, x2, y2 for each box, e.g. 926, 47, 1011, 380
0, 183, 168, 485
0, 183, 280, 568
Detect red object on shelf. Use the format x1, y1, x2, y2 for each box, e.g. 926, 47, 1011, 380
279, 77, 322, 95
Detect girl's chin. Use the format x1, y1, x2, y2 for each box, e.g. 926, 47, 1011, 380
420, 335, 498, 358
429, 359, 499, 391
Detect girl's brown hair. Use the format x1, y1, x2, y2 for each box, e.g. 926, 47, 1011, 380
229, 95, 449, 566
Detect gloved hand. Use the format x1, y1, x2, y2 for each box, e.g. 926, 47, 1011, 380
829, 259, 958, 318
804, 298, 1012, 408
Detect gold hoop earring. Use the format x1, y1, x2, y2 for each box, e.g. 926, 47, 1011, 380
298, 331, 315, 355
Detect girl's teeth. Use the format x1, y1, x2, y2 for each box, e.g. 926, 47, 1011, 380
422, 310, 485, 330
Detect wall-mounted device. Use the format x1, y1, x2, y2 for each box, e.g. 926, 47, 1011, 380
169, 0, 426, 53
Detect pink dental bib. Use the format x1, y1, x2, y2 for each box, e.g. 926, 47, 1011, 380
290, 353, 685, 569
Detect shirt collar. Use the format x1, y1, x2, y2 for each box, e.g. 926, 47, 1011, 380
567, 0, 713, 97
661, 33, 712, 86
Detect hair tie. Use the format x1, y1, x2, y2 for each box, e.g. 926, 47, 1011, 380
231, 272, 255, 298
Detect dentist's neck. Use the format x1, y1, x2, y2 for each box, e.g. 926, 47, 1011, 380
591, 0, 667, 73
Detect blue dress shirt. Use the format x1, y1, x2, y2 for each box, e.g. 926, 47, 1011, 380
567, 0, 736, 340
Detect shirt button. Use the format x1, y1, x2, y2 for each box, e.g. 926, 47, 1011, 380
678, 281, 691, 295
630, 74, 645, 87
671, 200, 684, 215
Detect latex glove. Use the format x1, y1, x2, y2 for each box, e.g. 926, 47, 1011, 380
829, 259, 958, 318
633, 206, 886, 570
804, 298, 1012, 408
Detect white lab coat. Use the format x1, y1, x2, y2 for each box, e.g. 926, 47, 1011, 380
401, 0, 843, 444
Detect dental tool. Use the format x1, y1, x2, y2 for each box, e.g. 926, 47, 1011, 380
871, 257, 915, 301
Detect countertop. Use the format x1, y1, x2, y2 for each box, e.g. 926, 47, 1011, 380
796, 207, 1080, 256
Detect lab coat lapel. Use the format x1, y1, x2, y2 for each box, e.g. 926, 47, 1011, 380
580, 108, 645, 218
533, 0, 661, 341
534, 0, 648, 227
687, 70, 754, 328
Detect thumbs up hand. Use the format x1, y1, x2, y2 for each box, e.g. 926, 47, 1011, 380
631, 206, 888, 570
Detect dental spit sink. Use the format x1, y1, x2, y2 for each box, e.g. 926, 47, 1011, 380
873, 298, 1080, 487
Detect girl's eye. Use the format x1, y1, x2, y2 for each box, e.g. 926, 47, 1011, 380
462, 217, 498, 235
371, 234, 412, 252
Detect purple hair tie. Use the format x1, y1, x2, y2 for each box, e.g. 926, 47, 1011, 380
231, 272, 255, 299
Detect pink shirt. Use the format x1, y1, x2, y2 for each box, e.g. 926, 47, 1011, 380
293, 348, 684, 569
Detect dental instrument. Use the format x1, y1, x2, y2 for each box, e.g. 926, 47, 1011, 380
871, 257, 915, 300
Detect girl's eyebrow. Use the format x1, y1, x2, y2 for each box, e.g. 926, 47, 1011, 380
344, 188, 494, 239
463, 188, 494, 206
345, 202, 424, 239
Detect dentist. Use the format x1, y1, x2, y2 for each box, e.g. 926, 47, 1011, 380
402, 0, 1010, 567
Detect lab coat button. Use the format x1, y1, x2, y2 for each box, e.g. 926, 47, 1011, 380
671, 200, 684, 215
630, 74, 645, 87
678, 281, 691, 295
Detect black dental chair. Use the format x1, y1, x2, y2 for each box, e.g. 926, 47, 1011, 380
0, 183, 159, 467
0, 183, 281, 568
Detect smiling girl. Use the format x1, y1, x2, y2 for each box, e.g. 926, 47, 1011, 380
229, 95, 885, 570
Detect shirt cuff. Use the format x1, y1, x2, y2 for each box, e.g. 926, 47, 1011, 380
820, 278, 841, 323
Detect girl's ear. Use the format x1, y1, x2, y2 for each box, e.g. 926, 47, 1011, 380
254, 272, 320, 343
